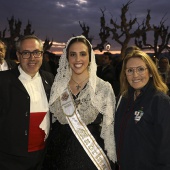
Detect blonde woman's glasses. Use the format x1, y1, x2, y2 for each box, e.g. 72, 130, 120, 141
125, 66, 148, 76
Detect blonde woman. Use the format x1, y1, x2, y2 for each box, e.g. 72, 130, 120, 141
115, 50, 170, 170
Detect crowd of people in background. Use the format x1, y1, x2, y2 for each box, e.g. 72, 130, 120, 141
0, 35, 170, 170
96, 48, 170, 97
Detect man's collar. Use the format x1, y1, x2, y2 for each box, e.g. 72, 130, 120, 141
18, 65, 39, 80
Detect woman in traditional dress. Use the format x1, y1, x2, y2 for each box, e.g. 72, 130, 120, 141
42, 35, 117, 170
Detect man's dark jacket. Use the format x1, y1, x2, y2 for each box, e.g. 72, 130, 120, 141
97, 65, 115, 87
0, 67, 54, 156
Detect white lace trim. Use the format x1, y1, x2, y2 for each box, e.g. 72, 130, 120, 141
49, 35, 117, 162
50, 83, 99, 125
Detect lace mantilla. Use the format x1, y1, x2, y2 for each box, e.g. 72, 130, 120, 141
49, 35, 117, 163
51, 83, 98, 125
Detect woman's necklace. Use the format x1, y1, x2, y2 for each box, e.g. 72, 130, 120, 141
71, 77, 89, 90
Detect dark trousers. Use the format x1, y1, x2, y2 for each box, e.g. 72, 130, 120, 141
0, 149, 45, 170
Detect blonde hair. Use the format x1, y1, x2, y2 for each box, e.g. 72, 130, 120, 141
120, 50, 168, 96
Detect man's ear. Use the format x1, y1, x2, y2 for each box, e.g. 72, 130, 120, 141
16, 51, 20, 62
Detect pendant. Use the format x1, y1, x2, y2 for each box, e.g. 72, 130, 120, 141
76, 84, 81, 90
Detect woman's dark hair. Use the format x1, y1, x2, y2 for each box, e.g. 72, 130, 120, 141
66, 37, 91, 61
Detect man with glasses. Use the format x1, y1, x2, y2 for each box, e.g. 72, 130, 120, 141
0, 40, 17, 71
0, 35, 54, 169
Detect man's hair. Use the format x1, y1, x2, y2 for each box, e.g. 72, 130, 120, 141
103, 52, 112, 60
159, 56, 169, 65
124, 46, 141, 58
0, 40, 7, 50
16, 35, 43, 51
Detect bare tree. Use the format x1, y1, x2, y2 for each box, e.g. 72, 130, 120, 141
24, 20, 35, 35
135, 17, 170, 58
1, 16, 23, 58
0, 28, 7, 39
0, 16, 53, 59
93, 8, 110, 52
79, 21, 92, 43
79, 1, 170, 58
107, 1, 152, 58
43, 38, 53, 51
79, 8, 110, 52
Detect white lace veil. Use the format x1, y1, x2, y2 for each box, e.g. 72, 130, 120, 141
49, 35, 117, 163
49, 35, 97, 104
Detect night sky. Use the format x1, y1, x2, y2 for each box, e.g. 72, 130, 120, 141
0, 0, 169, 53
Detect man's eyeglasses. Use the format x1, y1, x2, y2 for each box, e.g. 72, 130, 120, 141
125, 66, 148, 76
19, 50, 43, 59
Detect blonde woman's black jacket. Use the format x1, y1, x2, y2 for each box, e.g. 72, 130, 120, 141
115, 81, 170, 170
0, 66, 54, 156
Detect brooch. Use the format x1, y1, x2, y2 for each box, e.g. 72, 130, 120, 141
134, 107, 144, 123
61, 92, 69, 101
